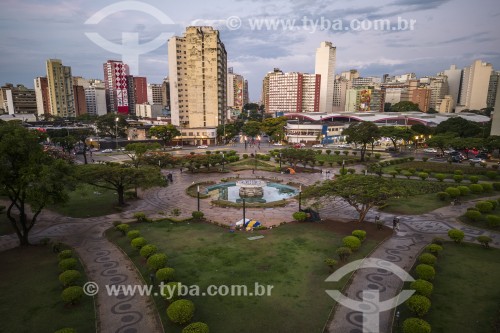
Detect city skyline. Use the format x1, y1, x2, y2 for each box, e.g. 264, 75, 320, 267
1, 0, 500, 102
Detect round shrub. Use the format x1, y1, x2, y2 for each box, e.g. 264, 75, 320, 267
418, 172, 428, 180
481, 183, 494, 192
147, 253, 167, 271
58, 270, 82, 287
58, 250, 73, 261
477, 235, 493, 248
410, 279, 433, 298
140, 244, 158, 259
131, 237, 147, 249
336, 246, 352, 261
488, 200, 498, 210
127, 230, 141, 240
465, 210, 482, 222
415, 264, 435, 281
351, 230, 367, 242
403, 318, 431, 333
418, 253, 437, 266
486, 215, 500, 228
191, 211, 204, 221
161, 282, 182, 301
476, 201, 494, 213
457, 186, 470, 196
292, 211, 307, 222
61, 286, 84, 305
59, 258, 78, 272
406, 295, 431, 317
115, 223, 130, 235
453, 175, 464, 183
166, 299, 195, 325
182, 322, 209, 333
425, 244, 443, 256
486, 171, 498, 179
469, 176, 479, 184
436, 192, 450, 201
54, 329, 77, 333
342, 236, 362, 251
469, 184, 484, 194
435, 173, 445, 182
156, 267, 175, 282
493, 182, 500, 191
447, 229, 465, 243
431, 237, 445, 245
445, 187, 460, 198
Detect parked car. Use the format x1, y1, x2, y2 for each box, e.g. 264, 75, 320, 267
337, 144, 352, 149
172, 145, 182, 149
196, 145, 208, 149
475, 153, 489, 160
423, 148, 438, 153
273, 142, 283, 146
469, 157, 485, 164
443, 148, 455, 155
449, 155, 462, 163
312, 144, 324, 148
101, 149, 113, 153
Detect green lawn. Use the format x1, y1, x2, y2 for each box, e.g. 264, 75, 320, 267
107, 221, 382, 333
50, 184, 122, 218
381, 193, 449, 215
229, 158, 276, 171
460, 203, 500, 231
0, 245, 95, 333
396, 243, 500, 333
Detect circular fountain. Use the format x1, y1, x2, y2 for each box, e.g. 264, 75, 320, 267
205, 179, 298, 203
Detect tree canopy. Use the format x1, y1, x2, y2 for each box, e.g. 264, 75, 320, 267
434, 117, 482, 137
95, 114, 128, 138
379, 126, 414, 151
389, 101, 421, 112
149, 124, 181, 148
125, 142, 161, 168
0, 123, 73, 245
242, 121, 262, 138
261, 117, 287, 142
343, 122, 381, 161
304, 175, 402, 222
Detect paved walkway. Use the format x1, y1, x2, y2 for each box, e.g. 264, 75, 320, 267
1, 168, 499, 333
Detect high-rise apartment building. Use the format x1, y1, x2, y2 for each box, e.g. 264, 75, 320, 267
411, 88, 431, 112
345, 86, 385, 112
0, 84, 37, 115
490, 85, 500, 136
147, 83, 163, 105
161, 77, 170, 109
268, 72, 321, 114
384, 88, 410, 106
103, 60, 129, 114
332, 76, 351, 112
315, 41, 336, 113
85, 80, 107, 117
428, 76, 449, 111
459, 60, 492, 110
34, 77, 50, 117
487, 71, 499, 109
73, 85, 87, 116
46, 59, 75, 117
168, 26, 227, 130
262, 68, 283, 113
227, 68, 247, 111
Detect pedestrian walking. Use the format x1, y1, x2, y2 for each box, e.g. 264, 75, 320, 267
392, 217, 397, 231
167, 173, 173, 183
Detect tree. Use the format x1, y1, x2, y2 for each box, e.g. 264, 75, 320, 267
411, 124, 434, 136
72, 128, 95, 165
75, 163, 165, 206
0, 123, 73, 245
149, 124, 181, 149
379, 126, 414, 151
342, 122, 380, 161
125, 142, 161, 168
435, 117, 482, 137
304, 175, 402, 222
216, 123, 239, 143
242, 120, 261, 138
95, 113, 128, 138
389, 101, 421, 112
260, 117, 287, 142
279, 148, 316, 169
426, 134, 455, 154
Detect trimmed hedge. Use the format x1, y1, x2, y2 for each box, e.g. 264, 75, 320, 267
58, 250, 73, 261
115, 223, 130, 235
403, 318, 431, 333
486, 215, 500, 228
469, 184, 483, 194
476, 201, 494, 213
464, 210, 482, 222
161, 282, 182, 301
61, 286, 84, 305
445, 187, 460, 198
147, 253, 168, 271
182, 322, 210, 333
410, 279, 433, 298
140, 244, 158, 258
58, 258, 78, 272
58, 270, 82, 287
127, 230, 141, 240
336, 247, 352, 261
477, 235, 493, 248
351, 230, 367, 242
447, 229, 465, 243
406, 295, 431, 317
418, 253, 437, 266
156, 267, 175, 282
131, 237, 147, 249
425, 244, 443, 256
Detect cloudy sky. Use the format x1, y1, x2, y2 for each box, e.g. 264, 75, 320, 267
1, 0, 499, 101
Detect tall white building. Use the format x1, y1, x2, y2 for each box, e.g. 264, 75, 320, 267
443, 65, 462, 110
332, 76, 351, 112
85, 80, 107, 116
314, 41, 336, 113
147, 84, 163, 105
459, 60, 493, 111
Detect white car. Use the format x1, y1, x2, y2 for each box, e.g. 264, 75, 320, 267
337, 144, 352, 149
172, 145, 182, 149
101, 149, 113, 153
443, 149, 455, 154
423, 148, 438, 153
197, 145, 208, 149
312, 144, 324, 148
469, 157, 485, 164
273, 142, 283, 146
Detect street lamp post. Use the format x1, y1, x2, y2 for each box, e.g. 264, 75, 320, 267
222, 153, 225, 171
115, 117, 119, 150
279, 152, 282, 170
299, 185, 302, 211
197, 185, 200, 212
342, 159, 345, 174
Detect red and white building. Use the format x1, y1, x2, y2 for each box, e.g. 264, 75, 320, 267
103, 60, 129, 114
268, 72, 321, 114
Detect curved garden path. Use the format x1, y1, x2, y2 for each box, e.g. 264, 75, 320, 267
0, 168, 499, 333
